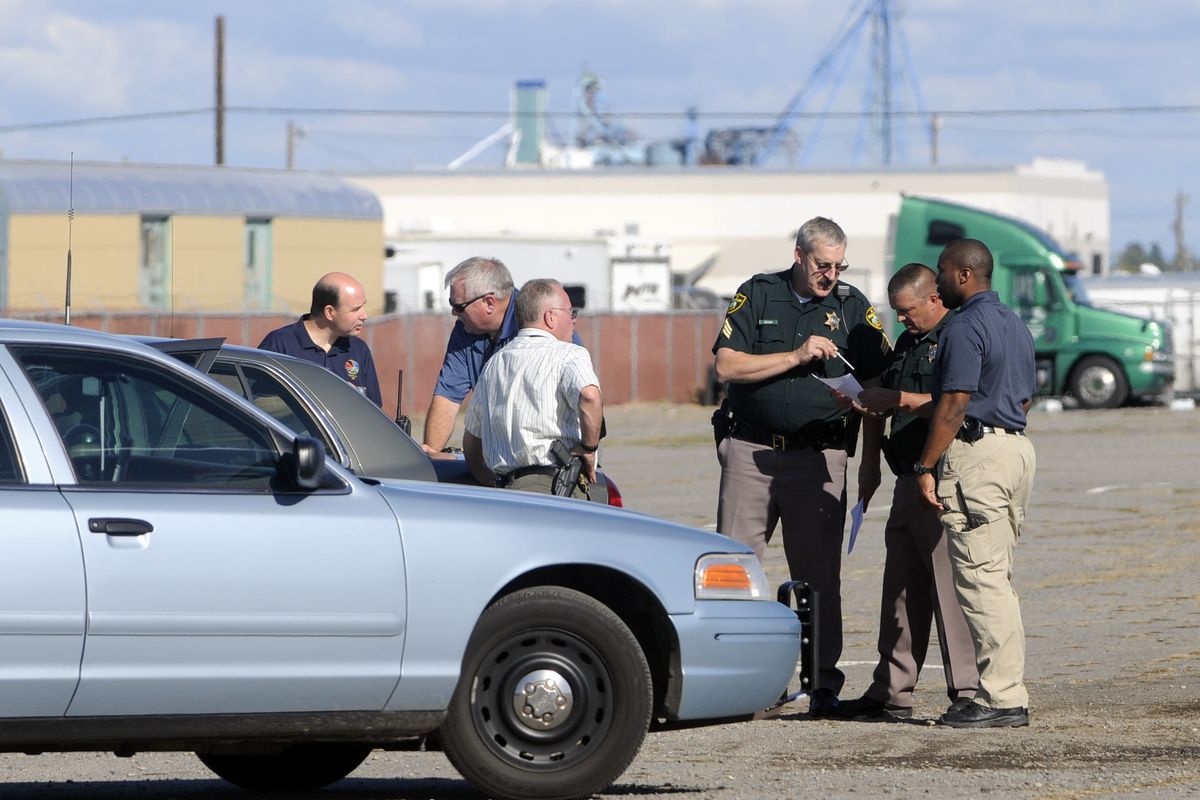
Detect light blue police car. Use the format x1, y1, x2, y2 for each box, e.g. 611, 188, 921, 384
0, 320, 803, 800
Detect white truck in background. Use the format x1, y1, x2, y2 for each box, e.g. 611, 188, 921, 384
383, 234, 670, 314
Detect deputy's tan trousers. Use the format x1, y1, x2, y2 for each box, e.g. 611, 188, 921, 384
936, 431, 1036, 710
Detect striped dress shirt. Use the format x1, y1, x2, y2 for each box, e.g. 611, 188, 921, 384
464, 328, 600, 475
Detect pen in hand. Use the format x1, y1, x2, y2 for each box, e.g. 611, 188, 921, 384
835, 351, 855, 371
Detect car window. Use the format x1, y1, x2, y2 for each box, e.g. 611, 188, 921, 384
239, 364, 328, 445
207, 360, 249, 398
0, 408, 24, 484
14, 346, 282, 490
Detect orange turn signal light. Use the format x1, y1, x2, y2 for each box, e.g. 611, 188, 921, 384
701, 563, 752, 591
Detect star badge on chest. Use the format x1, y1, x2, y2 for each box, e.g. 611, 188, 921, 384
823, 310, 841, 331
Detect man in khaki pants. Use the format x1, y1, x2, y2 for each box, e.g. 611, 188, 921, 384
914, 239, 1037, 729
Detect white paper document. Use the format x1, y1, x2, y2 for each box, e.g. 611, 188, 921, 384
814, 373, 865, 399
848, 499, 866, 554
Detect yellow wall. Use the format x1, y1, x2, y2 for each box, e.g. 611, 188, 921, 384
169, 216, 244, 310
274, 218, 385, 314
8, 214, 140, 310
6, 213, 384, 314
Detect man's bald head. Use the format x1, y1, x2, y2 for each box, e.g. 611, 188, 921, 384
310, 272, 369, 337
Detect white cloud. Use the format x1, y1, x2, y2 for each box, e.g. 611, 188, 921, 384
326, 0, 424, 49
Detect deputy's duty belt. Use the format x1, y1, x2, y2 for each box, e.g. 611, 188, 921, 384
730, 419, 844, 452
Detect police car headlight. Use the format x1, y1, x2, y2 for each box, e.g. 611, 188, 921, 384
695, 554, 770, 600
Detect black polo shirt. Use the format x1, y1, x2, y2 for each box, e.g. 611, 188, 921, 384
880, 309, 955, 470
258, 315, 383, 407
714, 268, 890, 435
934, 291, 1035, 430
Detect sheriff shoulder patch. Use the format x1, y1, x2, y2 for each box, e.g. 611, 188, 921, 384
727, 293, 747, 314
865, 306, 883, 330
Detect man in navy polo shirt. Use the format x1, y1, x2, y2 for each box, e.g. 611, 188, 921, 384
914, 239, 1036, 729
422, 257, 582, 453
258, 272, 382, 407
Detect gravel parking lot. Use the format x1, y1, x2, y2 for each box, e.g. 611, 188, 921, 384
2, 404, 1198, 799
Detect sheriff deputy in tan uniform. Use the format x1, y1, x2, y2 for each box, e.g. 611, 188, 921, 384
835, 262, 980, 721
712, 215, 890, 718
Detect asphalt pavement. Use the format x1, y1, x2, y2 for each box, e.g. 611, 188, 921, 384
1, 403, 1197, 799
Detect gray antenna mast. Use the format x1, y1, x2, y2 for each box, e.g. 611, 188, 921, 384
64, 154, 75, 325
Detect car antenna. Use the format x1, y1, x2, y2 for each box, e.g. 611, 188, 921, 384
64, 153, 75, 326
395, 369, 412, 436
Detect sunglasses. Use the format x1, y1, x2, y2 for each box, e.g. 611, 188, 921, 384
449, 292, 493, 314
807, 254, 849, 275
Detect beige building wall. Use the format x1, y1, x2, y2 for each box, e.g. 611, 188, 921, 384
274, 218, 385, 314
8, 213, 140, 310
170, 216, 244, 311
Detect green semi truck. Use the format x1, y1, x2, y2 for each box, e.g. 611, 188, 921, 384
893, 196, 1174, 409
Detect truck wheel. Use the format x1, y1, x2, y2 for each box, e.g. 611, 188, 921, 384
198, 743, 371, 791
441, 587, 652, 800
1068, 355, 1129, 409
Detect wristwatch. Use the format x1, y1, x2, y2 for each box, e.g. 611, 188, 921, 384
579, 442, 600, 453
912, 462, 936, 476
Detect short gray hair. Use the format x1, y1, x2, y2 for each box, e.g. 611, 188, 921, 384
515, 278, 563, 326
444, 256, 514, 300
795, 217, 846, 253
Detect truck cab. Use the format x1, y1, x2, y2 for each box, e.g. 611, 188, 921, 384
893, 196, 1174, 408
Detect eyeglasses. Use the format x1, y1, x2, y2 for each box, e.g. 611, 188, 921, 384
549, 307, 579, 320
449, 292, 493, 314
807, 254, 849, 275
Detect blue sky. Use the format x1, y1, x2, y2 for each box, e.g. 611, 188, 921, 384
2, 0, 1199, 260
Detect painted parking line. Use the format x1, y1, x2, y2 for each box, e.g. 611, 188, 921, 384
1086, 481, 1172, 494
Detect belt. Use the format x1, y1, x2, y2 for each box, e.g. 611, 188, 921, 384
497, 465, 557, 487
956, 425, 1026, 442
980, 426, 1025, 436
730, 419, 843, 452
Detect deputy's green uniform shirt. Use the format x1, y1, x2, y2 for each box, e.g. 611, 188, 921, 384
880, 310, 956, 470
713, 268, 890, 435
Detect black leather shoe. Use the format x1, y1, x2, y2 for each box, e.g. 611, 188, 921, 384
807, 688, 840, 718
940, 700, 1029, 728
945, 697, 976, 717
835, 695, 913, 720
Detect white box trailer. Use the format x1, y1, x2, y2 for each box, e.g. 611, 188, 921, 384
384, 233, 671, 313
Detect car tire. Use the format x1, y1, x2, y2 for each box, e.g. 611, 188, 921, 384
1068, 355, 1128, 409
440, 586, 653, 800
197, 743, 371, 791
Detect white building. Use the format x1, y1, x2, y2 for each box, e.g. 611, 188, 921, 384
350, 157, 1109, 304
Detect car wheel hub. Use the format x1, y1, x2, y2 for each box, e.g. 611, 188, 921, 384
512, 669, 574, 730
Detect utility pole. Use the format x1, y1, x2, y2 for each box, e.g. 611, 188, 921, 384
1172, 191, 1190, 271
929, 113, 940, 166
286, 121, 306, 170
214, 15, 225, 166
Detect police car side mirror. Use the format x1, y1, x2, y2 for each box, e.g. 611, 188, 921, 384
286, 436, 326, 490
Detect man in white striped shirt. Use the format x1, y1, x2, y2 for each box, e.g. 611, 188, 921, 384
463, 279, 603, 498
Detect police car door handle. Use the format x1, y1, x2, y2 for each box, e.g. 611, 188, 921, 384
88, 518, 154, 536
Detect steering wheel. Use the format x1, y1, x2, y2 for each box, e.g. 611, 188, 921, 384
62, 424, 104, 481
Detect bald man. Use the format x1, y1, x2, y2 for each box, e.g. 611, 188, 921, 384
258, 271, 383, 406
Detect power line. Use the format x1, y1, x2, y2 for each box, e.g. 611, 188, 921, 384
0, 108, 210, 134
3, 103, 1200, 134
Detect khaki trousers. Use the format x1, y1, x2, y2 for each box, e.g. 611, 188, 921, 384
936, 431, 1036, 709
716, 435, 849, 694
865, 474, 978, 708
